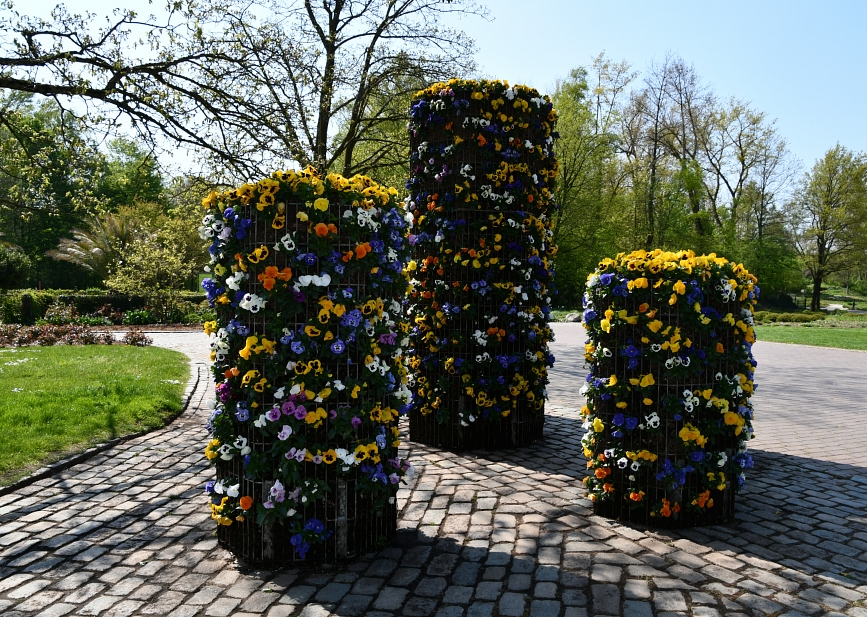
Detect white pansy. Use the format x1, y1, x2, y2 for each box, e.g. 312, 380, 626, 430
239, 293, 266, 313
225, 271, 247, 291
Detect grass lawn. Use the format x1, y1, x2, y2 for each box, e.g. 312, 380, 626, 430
0, 345, 189, 486
755, 325, 867, 351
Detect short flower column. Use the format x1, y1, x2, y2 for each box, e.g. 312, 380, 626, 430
199, 168, 412, 564
581, 250, 759, 527
405, 79, 558, 449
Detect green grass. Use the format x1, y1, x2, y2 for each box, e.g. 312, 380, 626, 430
0, 345, 189, 486
756, 325, 867, 351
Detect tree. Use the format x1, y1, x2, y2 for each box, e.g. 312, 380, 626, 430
98, 137, 165, 208
0, 92, 105, 287
552, 57, 635, 305
45, 211, 141, 281
106, 220, 204, 321
790, 145, 867, 310
0, 0, 484, 182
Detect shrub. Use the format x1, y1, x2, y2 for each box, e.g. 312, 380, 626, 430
122, 308, 157, 325
0, 289, 207, 324
121, 328, 153, 346
0, 324, 114, 347
753, 311, 825, 324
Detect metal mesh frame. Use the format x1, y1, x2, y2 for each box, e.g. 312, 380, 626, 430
208, 185, 399, 566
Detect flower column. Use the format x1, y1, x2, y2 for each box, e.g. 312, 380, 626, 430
199, 168, 412, 565
581, 250, 759, 527
405, 79, 558, 449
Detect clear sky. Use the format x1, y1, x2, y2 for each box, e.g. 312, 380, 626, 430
16, 0, 867, 172
442, 0, 867, 171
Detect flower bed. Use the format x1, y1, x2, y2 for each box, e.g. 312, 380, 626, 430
581, 250, 758, 527
0, 324, 143, 347
405, 79, 558, 449
199, 168, 411, 564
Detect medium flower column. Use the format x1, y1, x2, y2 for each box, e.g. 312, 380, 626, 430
405, 79, 558, 449
199, 169, 412, 565
581, 250, 759, 527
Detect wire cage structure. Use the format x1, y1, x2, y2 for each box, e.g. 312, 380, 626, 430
405, 79, 558, 450
199, 169, 410, 565
581, 250, 759, 528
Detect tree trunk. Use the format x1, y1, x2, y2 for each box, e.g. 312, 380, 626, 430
811, 275, 823, 312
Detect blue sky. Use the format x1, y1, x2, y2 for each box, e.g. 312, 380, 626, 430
18, 0, 867, 171
442, 0, 867, 170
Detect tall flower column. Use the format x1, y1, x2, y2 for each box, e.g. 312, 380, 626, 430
199, 169, 412, 564
405, 79, 558, 449
581, 250, 758, 527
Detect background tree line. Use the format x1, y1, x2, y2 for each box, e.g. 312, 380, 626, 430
0, 1, 864, 311
551, 54, 867, 309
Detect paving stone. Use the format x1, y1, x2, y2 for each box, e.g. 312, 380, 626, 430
434, 606, 464, 617
563, 588, 587, 606
313, 582, 350, 603
452, 562, 481, 586
333, 594, 372, 616
529, 599, 561, 617
737, 593, 784, 614
467, 602, 494, 617
443, 585, 474, 604
592, 564, 622, 583
623, 600, 654, 617
474, 581, 502, 601
372, 586, 408, 610
203, 597, 242, 617
654, 590, 688, 612
625, 579, 651, 599
403, 596, 439, 616
592, 584, 621, 614
498, 592, 526, 617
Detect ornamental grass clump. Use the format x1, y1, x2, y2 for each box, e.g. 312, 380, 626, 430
199, 168, 412, 564
405, 79, 558, 449
581, 249, 758, 527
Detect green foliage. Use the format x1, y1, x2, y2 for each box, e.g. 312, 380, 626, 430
791, 145, 867, 310
0, 246, 33, 289
46, 212, 141, 281
755, 325, 867, 351
107, 221, 206, 322
0, 94, 105, 288
0, 345, 187, 486
552, 60, 634, 306
98, 137, 165, 208
0, 289, 206, 324
753, 311, 825, 324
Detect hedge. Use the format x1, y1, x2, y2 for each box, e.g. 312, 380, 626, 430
0, 290, 207, 324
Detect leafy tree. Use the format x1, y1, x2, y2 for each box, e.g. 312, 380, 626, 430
0, 92, 104, 287
106, 222, 203, 321
98, 138, 165, 209
790, 145, 867, 310
552, 58, 634, 305
0, 0, 484, 181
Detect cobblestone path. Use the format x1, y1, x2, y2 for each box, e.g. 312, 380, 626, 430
1, 325, 866, 617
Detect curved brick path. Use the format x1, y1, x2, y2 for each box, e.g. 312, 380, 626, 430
1, 325, 866, 617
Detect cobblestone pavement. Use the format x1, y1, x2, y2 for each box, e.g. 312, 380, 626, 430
2, 325, 867, 617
